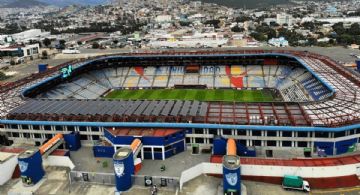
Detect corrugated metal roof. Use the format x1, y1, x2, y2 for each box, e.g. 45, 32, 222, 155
8, 99, 207, 118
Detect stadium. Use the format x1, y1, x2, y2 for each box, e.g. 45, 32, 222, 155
0, 49, 360, 193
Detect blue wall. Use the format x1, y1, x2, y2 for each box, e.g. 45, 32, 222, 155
335, 138, 357, 155
63, 132, 81, 151
104, 129, 185, 146
314, 141, 334, 156
236, 142, 256, 157
213, 136, 256, 157
18, 151, 45, 185
213, 136, 227, 155
93, 145, 115, 158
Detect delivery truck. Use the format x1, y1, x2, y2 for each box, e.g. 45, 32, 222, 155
282, 175, 310, 192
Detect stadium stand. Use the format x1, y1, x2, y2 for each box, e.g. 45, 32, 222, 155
34, 63, 333, 101
0, 50, 358, 129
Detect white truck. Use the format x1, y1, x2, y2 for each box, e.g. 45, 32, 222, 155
282, 175, 310, 192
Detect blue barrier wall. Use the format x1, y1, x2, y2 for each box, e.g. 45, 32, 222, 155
63, 132, 81, 151
113, 148, 134, 192
93, 146, 115, 158
164, 140, 185, 158
314, 141, 334, 156
236, 142, 256, 157
38, 64, 48, 73
335, 138, 357, 155
213, 136, 227, 155
18, 150, 45, 186
213, 136, 256, 157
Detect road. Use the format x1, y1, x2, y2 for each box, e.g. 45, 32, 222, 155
77, 46, 360, 63
310, 187, 360, 195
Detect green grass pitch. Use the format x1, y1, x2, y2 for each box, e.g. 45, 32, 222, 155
105, 89, 274, 102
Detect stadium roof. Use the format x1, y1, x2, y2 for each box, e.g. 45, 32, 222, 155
7, 99, 309, 126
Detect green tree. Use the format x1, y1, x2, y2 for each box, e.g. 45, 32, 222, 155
0, 71, 8, 81
179, 21, 191, 26
332, 22, 346, 35
302, 22, 316, 31
59, 39, 66, 46
349, 23, 360, 35
250, 32, 267, 42
269, 22, 280, 27
307, 38, 317, 46
329, 38, 336, 45
43, 38, 51, 48
255, 25, 276, 40
338, 34, 354, 45
235, 16, 250, 23
42, 50, 48, 59
204, 20, 221, 28
92, 42, 100, 49
231, 26, 244, 32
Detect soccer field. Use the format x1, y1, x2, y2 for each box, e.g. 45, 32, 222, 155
105, 89, 275, 102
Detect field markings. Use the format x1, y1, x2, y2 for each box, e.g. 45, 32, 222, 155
105, 89, 276, 102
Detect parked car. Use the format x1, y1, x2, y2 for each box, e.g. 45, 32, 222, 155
62, 47, 81, 54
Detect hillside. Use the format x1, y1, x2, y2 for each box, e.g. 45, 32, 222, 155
4, 0, 47, 8
198, 0, 295, 9
37, 0, 111, 7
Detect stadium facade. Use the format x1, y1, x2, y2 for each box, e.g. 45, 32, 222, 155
0, 50, 359, 158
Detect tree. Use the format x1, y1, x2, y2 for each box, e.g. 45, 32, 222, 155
92, 42, 100, 49
332, 22, 346, 35
77, 41, 83, 45
235, 16, 250, 23
337, 34, 354, 45
231, 26, 244, 32
270, 22, 280, 27
307, 38, 317, 46
179, 21, 191, 26
250, 32, 267, 42
0, 71, 8, 81
113, 40, 119, 45
254, 25, 276, 40
59, 39, 66, 46
329, 38, 336, 45
43, 38, 51, 48
204, 20, 221, 28
42, 50, 48, 59
349, 23, 360, 35
302, 22, 316, 31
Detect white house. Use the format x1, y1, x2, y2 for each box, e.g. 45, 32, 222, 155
268, 37, 289, 47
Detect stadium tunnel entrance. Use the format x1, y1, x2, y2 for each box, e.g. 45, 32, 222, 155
93, 128, 187, 161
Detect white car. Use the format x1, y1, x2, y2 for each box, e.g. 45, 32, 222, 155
62, 47, 81, 54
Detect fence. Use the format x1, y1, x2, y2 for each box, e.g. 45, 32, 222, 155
133, 175, 179, 190
69, 171, 180, 190
69, 171, 115, 186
